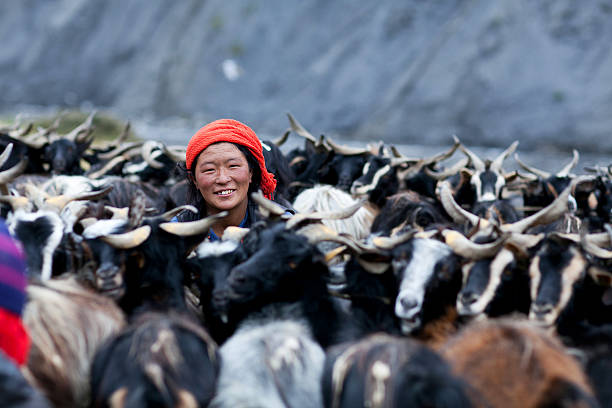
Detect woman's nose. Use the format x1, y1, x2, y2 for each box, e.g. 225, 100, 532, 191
216, 168, 231, 183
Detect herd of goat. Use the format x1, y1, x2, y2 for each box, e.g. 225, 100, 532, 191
1, 112, 612, 407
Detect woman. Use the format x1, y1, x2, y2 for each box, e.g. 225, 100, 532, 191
176, 119, 292, 241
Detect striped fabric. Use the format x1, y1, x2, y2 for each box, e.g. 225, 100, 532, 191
0, 220, 27, 317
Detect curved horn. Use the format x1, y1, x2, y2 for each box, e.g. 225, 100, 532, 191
141, 141, 165, 169
443, 229, 507, 260
557, 149, 579, 177
424, 157, 469, 180
158, 205, 198, 221
65, 111, 96, 142
454, 135, 485, 172
286, 197, 366, 230
101, 225, 151, 249
286, 112, 317, 143
501, 176, 588, 234
0, 157, 27, 186
582, 234, 612, 259
250, 190, 289, 218
491, 141, 519, 172
159, 211, 228, 237
422, 139, 461, 166
371, 230, 416, 250
44, 185, 114, 211
439, 181, 482, 226
97, 141, 144, 160
296, 223, 364, 254
0, 143, 13, 168
162, 145, 187, 163
325, 136, 370, 156
272, 129, 290, 146
86, 155, 130, 179
0, 195, 30, 212
513, 153, 551, 179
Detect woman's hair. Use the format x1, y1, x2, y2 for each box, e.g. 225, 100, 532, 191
177, 142, 261, 221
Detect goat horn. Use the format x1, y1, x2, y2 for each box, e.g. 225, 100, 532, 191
285, 197, 366, 229
272, 129, 290, 146
0, 143, 13, 168
371, 230, 416, 250
556, 149, 579, 177
86, 155, 130, 179
286, 112, 317, 143
0, 195, 30, 211
97, 141, 144, 160
251, 190, 289, 218
296, 223, 363, 254
101, 225, 151, 249
324, 245, 347, 263
439, 181, 483, 226
581, 234, 612, 259
65, 111, 96, 142
443, 229, 507, 260
141, 141, 165, 169
505, 232, 545, 256
44, 185, 114, 211
491, 141, 519, 172
104, 206, 129, 219
325, 136, 370, 156
424, 157, 469, 180
159, 211, 228, 237
158, 205, 198, 221
162, 145, 187, 163
501, 176, 588, 234
113, 122, 131, 147
0, 157, 27, 186
454, 135, 485, 172
422, 139, 461, 166
513, 153, 551, 179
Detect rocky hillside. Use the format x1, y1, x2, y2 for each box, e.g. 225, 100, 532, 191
1, 0, 612, 152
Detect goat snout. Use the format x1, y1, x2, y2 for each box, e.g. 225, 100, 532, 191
459, 291, 479, 306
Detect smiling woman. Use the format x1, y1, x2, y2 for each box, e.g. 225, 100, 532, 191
175, 119, 291, 240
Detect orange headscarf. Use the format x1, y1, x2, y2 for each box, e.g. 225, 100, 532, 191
186, 119, 277, 199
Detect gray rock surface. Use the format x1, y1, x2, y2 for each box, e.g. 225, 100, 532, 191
1, 0, 612, 154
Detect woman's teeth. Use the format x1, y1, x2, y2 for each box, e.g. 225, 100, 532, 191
217, 190, 234, 196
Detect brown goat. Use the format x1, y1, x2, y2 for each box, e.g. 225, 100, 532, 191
21, 276, 126, 407
441, 318, 597, 408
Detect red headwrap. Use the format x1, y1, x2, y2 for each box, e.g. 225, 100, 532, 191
186, 119, 277, 199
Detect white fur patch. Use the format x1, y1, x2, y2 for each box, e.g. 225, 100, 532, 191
196, 240, 239, 258
394, 239, 451, 320
83, 219, 128, 239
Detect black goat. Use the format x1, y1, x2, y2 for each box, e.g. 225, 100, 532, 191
90, 312, 219, 408
322, 333, 472, 408
202, 220, 357, 348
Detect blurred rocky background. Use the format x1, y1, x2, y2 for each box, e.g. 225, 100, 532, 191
1, 0, 611, 167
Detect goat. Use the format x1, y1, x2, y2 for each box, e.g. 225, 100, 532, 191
90, 311, 219, 408
441, 318, 598, 408
22, 276, 126, 408
211, 320, 325, 408
292, 184, 376, 241
79, 198, 225, 316
323, 333, 472, 408
370, 190, 450, 236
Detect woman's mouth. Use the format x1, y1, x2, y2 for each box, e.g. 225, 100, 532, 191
215, 189, 235, 196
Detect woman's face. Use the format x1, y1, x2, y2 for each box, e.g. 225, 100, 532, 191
193, 142, 253, 215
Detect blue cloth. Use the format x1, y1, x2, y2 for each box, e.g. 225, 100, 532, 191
0, 219, 27, 316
